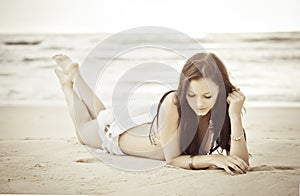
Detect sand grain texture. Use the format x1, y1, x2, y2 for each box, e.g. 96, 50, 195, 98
0, 105, 299, 195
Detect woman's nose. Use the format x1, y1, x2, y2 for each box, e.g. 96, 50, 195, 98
196, 98, 205, 107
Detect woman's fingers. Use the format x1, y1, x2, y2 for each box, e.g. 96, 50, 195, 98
232, 155, 249, 171
223, 166, 235, 175
213, 154, 248, 175
228, 156, 248, 173
230, 91, 244, 100
227, 89, 246, 105
227, 91, 239, 103
231, 91, 241, 98
233, 89, 246, 99
227, 162, 244, 174
227, 95, 234, 104
228, 94, 238, 101
224, 156, 249, 174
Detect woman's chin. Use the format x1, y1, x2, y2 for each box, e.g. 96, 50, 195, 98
194, 109, 209, 116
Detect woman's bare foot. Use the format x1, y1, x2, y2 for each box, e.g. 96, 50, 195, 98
52, 54, 79, 83
54, 68, 74, 112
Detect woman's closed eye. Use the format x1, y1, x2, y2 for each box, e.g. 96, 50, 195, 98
187, 93, 212, 99
187, 93, 196, 97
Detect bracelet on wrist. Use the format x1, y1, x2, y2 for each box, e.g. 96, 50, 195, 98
230, 131, 244, 142
188, 155, 196, 170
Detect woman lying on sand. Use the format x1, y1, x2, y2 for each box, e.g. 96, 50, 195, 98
53, 52, 249, 175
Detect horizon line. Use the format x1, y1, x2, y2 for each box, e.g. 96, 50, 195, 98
0, 29, 300, 35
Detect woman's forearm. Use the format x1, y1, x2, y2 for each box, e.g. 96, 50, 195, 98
169, 155, 213, 170
169, 153, 249, 174
229, 114, 249, 165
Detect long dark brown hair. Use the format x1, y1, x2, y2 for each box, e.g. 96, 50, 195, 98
149, 52, 241, 155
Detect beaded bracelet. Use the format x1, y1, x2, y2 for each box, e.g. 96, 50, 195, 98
230, 131, 244, 141
188, 155, 196, 170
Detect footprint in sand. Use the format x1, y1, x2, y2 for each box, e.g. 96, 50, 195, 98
75, 158, 99, 163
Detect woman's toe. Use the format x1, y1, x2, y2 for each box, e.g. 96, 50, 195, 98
53, 55, 74, 72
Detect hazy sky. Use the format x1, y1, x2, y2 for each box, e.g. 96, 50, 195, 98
0, 0, 299, 33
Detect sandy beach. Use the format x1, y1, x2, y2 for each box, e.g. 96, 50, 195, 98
0, 104, 299, 195
0, 0, 299, 193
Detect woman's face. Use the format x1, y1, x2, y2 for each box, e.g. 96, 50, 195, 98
186, 78, 219, 116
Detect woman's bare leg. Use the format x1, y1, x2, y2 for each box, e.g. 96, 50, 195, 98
53, 54, 165, 159
54, 68, 103, 148
53, 54, 105, 119
75, 72, 105, 118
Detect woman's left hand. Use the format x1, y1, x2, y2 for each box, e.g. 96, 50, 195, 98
227, 88, 246, 117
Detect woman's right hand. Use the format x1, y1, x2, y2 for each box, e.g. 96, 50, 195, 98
210, 154, 249, 175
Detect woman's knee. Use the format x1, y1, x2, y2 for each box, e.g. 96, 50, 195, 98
76, 120, 102, 146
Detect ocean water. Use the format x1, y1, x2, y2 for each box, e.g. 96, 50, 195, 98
0, 31, 300, 107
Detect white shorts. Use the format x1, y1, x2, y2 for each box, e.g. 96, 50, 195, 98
96, 108, 153, 156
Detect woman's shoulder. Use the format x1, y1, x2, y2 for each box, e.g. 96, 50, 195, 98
159, 91, 179, 120
160, 90, 178, 107
157, 91, 180, 137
